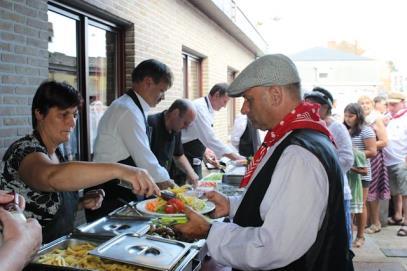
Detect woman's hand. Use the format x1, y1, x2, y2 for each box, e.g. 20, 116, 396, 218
119, 166, 160, 197
80, 189, 105, 210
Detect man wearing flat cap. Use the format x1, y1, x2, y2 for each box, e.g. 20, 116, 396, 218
383, 91, 407, 237
175, 54, 353, 270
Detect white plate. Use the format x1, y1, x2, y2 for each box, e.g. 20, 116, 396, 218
136, 198, 215, 217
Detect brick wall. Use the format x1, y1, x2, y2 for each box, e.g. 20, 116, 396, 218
0, 0, 48, 157
0, 0, 256, 158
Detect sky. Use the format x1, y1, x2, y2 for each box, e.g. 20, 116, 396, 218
237, 0, 407, 73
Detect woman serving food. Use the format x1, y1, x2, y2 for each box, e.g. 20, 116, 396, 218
0, 81, 160, 243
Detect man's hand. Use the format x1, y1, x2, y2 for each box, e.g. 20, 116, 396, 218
174, 206, 211, 239
186, 172, 199, 187
0, 208, 42, 268
205, 190, 230, 218
204, 149, 220, 168
0, 191, 25, 209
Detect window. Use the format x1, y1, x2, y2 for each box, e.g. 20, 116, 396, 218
48, 4, 124, 161
182, 53, 202, 99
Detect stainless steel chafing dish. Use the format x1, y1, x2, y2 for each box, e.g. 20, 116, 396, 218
90, 234, 192, 270
75, 215, 150, 237
25, 234, 201, 271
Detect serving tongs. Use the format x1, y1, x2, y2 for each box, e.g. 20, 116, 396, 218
117, 198, 144, 216
117, 181, 177, 200
159, 190, 177, 201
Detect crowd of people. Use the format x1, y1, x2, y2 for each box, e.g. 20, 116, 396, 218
0, 54, 406, 270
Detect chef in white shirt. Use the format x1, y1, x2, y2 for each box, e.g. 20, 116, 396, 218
86, 59, 174, 221
230, 114, 261, 157
180, 83, 242, 179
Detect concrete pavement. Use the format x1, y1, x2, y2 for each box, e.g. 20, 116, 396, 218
353, 225, 407, 271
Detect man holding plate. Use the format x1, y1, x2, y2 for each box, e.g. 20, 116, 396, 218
175, 54, 354, 270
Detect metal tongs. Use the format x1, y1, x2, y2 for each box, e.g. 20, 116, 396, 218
159, 190, 176, 201
117, 198, 144, 216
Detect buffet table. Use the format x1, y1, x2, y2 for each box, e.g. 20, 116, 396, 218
25, 169, 245, 271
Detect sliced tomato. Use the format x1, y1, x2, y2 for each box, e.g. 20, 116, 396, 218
167, 198, 185, 213
164, 204, 176, 214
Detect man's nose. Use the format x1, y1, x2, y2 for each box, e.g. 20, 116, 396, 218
67, 116, 76, 128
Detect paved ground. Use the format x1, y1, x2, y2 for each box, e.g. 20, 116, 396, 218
353, 225, 407, 271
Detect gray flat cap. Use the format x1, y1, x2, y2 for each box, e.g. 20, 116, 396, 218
227, 54, 301, 97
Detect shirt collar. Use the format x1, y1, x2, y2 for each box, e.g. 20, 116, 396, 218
205, 96, 214, 113
135, 91, 151, 114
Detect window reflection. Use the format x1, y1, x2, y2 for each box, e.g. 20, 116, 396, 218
48, 10, 80, 160
88, 25, 117, 154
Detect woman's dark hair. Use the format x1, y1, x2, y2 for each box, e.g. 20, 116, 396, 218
208, 83, 229, 97
31, 81, 83, 129
343, 103, 366, 137
131, 59, 173, 87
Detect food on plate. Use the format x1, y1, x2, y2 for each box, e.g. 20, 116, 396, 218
148, 218, 195, 242
201, 172, 223, 181
36, 242, 146, 271
146, 185, 206, 214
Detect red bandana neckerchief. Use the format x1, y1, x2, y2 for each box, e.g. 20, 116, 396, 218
239, 102, 335, 188
392, 108, 407, 119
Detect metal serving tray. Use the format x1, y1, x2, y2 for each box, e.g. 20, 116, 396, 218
25, 234, 200, 271
26, 234, 107, 271
76, 216, 150, 237
90, 234, 192, 271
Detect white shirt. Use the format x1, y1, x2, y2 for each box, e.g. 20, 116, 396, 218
328, 120, 354, 200
93, 92, 169, 183
206, 133, 329, 270
181, 97, 233, 158
230, 115, 248, 151
383, 111, 407, 166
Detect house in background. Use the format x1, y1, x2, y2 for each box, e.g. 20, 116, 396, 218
290, 46, 389, 115
0, 0, 267, 160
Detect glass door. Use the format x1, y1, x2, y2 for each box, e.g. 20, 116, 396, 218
87, 23, 118, 155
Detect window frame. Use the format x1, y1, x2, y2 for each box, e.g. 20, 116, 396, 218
182, 52, 203, 99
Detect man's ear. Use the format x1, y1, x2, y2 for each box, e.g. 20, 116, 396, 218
171, 108, 180, 119
143, 76, 154, 88
268, 86, 283, 105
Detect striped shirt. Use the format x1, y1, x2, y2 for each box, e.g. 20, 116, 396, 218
351, 126, 375, 182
